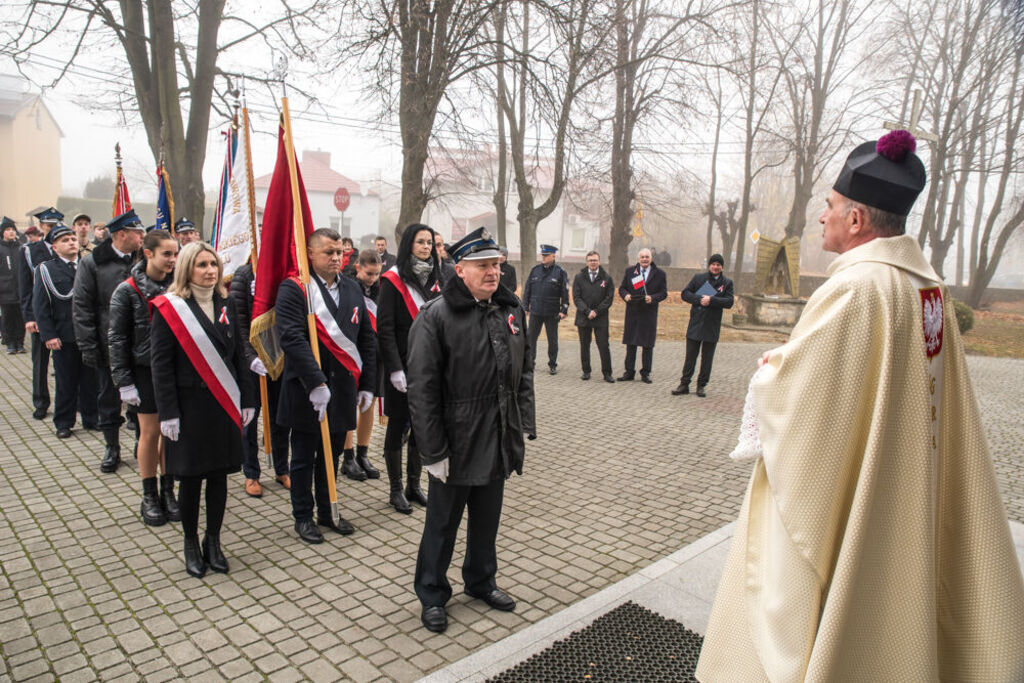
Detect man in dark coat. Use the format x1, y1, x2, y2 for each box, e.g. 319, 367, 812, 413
407, 227, 536, 634
617, 248, 667, 382
73, 209, 145, 472
0, 217, 26, 353
522, 244, 569, 374
275, 228, 377, 545
229, 261, 291, 497
374, 235, 397, 271
572, 250, 615, 382
18, 207, 62, 418
498, 247, 517, 293
673, 253, 734, 397
434, 232, 457, 284
32, 225, 98, 437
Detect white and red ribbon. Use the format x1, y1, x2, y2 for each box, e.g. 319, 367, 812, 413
291, 277, 363, 383
381, 266, 425, 320
153, 293, 242, 427
364, 296, 378, 333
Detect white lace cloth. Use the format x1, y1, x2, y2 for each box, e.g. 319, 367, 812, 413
729, 363, 768, 461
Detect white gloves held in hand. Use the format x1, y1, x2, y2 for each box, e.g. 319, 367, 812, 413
160, 418, 180, 441
309, 384, 331, 421
241, 408, 255, 427
119, 385, 141, 406
357, 391, 374, 413
250, 358, 267, 377
390, 370, 407, 393
425, 458, 449, 483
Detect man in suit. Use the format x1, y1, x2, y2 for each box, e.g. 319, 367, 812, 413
673, 253, 734, 397
18, 207, 62, 419
275, 228, 377, 545
375, 235, 397, 271
498, 247, 517, 294
617, 248, 667, 383
572, 251, 615, 382
32, 225, 98, 437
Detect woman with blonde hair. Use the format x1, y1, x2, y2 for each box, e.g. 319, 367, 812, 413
149, 242, 255, 577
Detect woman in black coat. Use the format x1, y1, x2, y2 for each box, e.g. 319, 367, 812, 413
108, 230, 179, 527
149, 242, 255, 578
376, 224, 442, 513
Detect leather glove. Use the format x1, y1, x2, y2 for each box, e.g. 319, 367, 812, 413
390, 370, 407, 393
309, 384, 331, 421
357, 390, 374, 413
241, 407, 255, 427
250, 358, 267, 377
119, 385, 141, 406
160, 418, 180, 441
425, 458, 449, 483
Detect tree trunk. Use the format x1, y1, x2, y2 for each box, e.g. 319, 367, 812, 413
608, 0, 635, 279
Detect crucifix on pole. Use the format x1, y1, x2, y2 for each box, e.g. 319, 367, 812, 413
883, 89, 938, 142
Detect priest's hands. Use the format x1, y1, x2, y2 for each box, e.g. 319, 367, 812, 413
425, 458, 449, 483
250, 358, 267, 376
357, 391, 373, 413
241, 408, 255, 427
700, 295, 711, 306
160, 418, 180, 441
390, 370, 407, 393
119, 385, 141, 406
309, 384, 331, 421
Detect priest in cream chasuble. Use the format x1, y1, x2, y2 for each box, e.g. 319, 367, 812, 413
697, 130, 1024, 682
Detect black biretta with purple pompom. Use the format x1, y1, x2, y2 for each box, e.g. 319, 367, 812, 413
832, 129, 927, 217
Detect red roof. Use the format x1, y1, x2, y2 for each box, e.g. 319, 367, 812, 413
253, 150, 375, 196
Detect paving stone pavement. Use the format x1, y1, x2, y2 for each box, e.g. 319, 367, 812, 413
0, 340, 1020, 681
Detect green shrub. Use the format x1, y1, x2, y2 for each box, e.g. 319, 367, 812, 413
952, 299, 974, 335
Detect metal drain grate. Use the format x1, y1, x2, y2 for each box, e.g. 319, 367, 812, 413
490, 601, 703, 682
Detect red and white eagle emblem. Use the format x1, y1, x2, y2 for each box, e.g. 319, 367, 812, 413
919, 287, 943, 359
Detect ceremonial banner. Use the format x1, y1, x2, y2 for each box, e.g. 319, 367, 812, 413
155, 164, 174, 232
212, 123, 255, 278
249, 122, 315, 380
112, 160, 132, 217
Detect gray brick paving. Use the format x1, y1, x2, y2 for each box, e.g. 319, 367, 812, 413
0, 342, 1020, 681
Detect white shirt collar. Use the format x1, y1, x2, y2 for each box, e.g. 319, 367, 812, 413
111, 244, 128, 259
59, 255, 77, 266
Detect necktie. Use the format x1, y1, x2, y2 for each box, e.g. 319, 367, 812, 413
69, 261, 76, 272
590, 272, 595, 282
124, 255, 133, 266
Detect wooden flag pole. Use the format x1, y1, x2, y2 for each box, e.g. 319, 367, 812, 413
281, 96, 340, 523
241, 105, 274, 471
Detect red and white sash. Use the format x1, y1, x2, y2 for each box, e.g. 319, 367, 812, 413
364, 296, 378, 333
153, 293, 241, 427
381, 266, 425, 320
289, 277, 363, 383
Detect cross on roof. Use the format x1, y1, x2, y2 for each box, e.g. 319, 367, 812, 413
883, 89, 938, 142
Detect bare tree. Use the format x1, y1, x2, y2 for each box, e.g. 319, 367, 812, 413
4, 0, 331, 226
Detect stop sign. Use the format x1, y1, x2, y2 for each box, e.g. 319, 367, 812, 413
333, 187, 351, 212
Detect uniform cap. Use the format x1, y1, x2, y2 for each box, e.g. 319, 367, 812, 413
107, 209, 145, 233
539, 244, 558, 255
45, 224, 75, 244
174, 217, 196, 232
450, 227, 501, 263
34, 207, 64, 224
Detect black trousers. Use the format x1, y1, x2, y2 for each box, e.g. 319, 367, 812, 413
30, 332, 50, 412
289, 429, 345, 522
577, 325, 611, 376
241, 376, 290, 479
1, 303, 24, 349
528, 314, 560, 368
52, 343, 97, 429
415, 476, 505, 607
94, 367, 124, 431
623, 345, 653, 377
680, 338, 717, 387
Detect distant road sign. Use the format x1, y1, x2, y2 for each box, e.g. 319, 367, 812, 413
333, 187, 351, 212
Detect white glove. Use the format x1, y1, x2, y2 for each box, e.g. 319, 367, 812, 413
390, 370, 407, 393
250, 357, 267, 376
309, 384, 331, 421
425, 458, 449, 483
160, 418, 180, 441
119, 385, 141, 406
241, 407, 255, 427
357, 390, 374, 413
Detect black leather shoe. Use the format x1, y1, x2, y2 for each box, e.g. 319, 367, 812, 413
580, 372, 590, 380
160, 475, 181, 522
421, 605, 448, 632
671, 382, 689, 395
82, 422, 99, 431
202, 534, 229, 573
295, 519, 324, 544
317, 516, 355, 535
32, 408, 47, 420
466, 588, 516, 612
641, 375, 652, 384
405, 483, 428, 506
184, 536, 206, 578
355, 452, 380, 479
100, 448, 120, 473
56, 427, 72, 438
603, 374, 615, 384
390, 490, 412, 514
341, 456, 367, 481
616, 373, 634, 382
696, 386, 707, 397
140, 478, 167, 526
549, 366, 557, 375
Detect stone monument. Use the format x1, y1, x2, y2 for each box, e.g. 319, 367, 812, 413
734, 236, 806, 327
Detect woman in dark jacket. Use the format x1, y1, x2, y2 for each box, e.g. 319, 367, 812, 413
0, 221, 26, 353
108, 230, 179, 526
376, 224, 442, 513
150, 242, 255, 578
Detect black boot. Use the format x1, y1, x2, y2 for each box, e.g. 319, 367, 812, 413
384, 449, 412, 514
355, 445, 380, 479
100, 428, 121, 473
183, 536, 206, 578
340, 448, 367, 481
202, 533, 229, 573
140, 477, 167, 526
405, 444, 428, 506
160, 475, 181, 522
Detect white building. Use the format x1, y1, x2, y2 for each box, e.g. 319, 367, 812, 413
253, 150, 380, 246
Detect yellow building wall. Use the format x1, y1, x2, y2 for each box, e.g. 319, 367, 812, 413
0, 98, 62, 223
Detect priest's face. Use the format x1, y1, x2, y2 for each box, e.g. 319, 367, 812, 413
709, 262, 723, 276
820, 191, 855, 254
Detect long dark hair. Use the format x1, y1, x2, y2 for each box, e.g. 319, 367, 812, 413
396, 223, 441, 291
